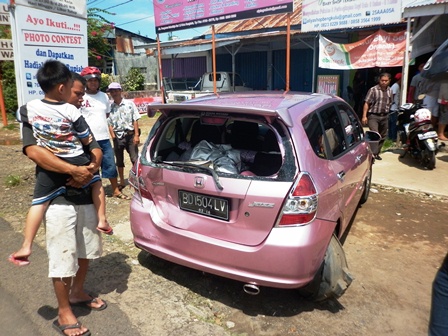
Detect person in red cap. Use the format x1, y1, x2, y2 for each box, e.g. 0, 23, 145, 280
388, 73, 402, 140
79, 67, 129, 200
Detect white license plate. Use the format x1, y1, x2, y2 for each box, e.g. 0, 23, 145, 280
179, 190, 229, 221
418, 131, 437, 140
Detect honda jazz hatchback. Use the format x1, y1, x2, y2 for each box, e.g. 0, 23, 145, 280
130, 91, 377, 300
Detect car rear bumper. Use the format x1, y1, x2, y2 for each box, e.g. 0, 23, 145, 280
130, 199, 337, 289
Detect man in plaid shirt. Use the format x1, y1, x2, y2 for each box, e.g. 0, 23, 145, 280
362, 73, 393, 160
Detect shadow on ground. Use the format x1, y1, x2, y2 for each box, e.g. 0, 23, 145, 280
137, 250, 345, 319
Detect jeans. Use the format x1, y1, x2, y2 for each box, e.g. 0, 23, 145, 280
429, 254, 448, 336
388, 111, 398, 141
97, 139, 118, 179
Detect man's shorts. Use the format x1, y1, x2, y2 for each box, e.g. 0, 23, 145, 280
98, 139, 118, 179
424, 95, 440, 118
45, 204, 102, 278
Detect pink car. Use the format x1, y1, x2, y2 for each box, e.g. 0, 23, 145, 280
130, 91, 378, 300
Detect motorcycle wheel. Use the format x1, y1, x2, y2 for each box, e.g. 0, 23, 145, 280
424, 149, 436, 170
397, 131, 407, 158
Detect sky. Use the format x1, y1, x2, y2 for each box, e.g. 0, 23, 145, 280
0, 0, 207, 41
87, 0, 207, 41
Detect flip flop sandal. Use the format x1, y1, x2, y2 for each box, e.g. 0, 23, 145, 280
52, 320, 91, 336
70, 296, 108, 311
97, 226, 114, 235
8, 254, 30, 266
114, 193, 130, 200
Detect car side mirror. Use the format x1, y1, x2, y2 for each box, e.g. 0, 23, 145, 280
365, 130, 380, 142
147, 106, 158, 118
365, 130, 381, 154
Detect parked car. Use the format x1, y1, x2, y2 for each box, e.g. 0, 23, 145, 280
130, 91, 378, 300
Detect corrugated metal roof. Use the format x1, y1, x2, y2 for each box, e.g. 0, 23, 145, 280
404, 0, 448, 8
152, 30, 305, 55
208, 0, 302, 34
403, 0, 448, 17
116, 36, 135, 54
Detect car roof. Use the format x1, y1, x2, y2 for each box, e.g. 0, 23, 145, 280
148, 91, 343, 127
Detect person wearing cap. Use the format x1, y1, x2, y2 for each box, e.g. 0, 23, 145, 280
79, 67, 128, 200
388, 73, 402, 140
107, 82, 141, 189
362, 72, 393, 160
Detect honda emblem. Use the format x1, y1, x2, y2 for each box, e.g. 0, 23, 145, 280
194, 176, 205, 188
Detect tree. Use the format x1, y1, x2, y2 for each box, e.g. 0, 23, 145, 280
99, 73, 112, 92
122, 68, 145, 91
0, 25, 17, 116
87, 8, 114, 68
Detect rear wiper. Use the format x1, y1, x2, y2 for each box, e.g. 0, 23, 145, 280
153, 159, 224, 190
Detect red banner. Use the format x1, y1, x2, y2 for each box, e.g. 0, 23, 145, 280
319, 30, 406, 69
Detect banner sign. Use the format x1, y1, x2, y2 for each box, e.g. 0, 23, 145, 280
317, 75, 339, 95
319, 30, 406, 70
10, 0, 87, 105
302, 0, 402, 33
0, 3, 10, 25
0, 38, 13, 60
131, 96, 164, 114
13, 0, 87, 18
153, 0, 293, 33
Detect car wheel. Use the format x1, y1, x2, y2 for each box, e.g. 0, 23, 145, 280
359, 167, 372, 205
298, 235, 353, 301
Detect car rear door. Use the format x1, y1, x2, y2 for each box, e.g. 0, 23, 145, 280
318, 105, 362, 226
336, 104, 370, 224
143, 115, 295, 247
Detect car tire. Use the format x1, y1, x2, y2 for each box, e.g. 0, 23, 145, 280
359, 167, 372, 205
298, 235, 353, 301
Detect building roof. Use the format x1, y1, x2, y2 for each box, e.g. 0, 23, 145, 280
207, 0, 302, 35
404, 0, 448, 8
402, 0, 448, 17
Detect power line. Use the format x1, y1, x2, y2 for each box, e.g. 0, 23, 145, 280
116, 15, 152, 26
103, 0, 133, 11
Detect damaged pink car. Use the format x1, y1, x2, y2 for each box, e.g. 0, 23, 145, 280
129, 91, 379, 300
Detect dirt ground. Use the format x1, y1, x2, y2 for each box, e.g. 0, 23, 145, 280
1, 116, 448, 336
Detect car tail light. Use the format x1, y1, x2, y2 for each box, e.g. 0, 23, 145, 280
129, 160, 153, 203
278, 173, 318, 226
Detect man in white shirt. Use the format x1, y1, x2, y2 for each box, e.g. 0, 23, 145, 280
80, 66, 129, 199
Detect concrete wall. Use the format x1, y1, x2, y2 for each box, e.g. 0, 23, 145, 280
114, 52, 158, 90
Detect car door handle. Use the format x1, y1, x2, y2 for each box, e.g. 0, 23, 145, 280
337, 171, 345, 181
356, 154, 363, 163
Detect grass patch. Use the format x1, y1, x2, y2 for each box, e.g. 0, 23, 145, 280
5, 174, 21, 187
3, 123, 18, 131
382, 138, 396, 152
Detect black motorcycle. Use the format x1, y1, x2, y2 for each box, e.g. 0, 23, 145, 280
397, 98, 438, 170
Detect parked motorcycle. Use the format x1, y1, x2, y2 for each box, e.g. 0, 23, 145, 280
397, 98, 438, 170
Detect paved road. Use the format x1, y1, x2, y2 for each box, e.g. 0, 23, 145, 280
372, 146, 448, 197
0, 217, 140, 336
